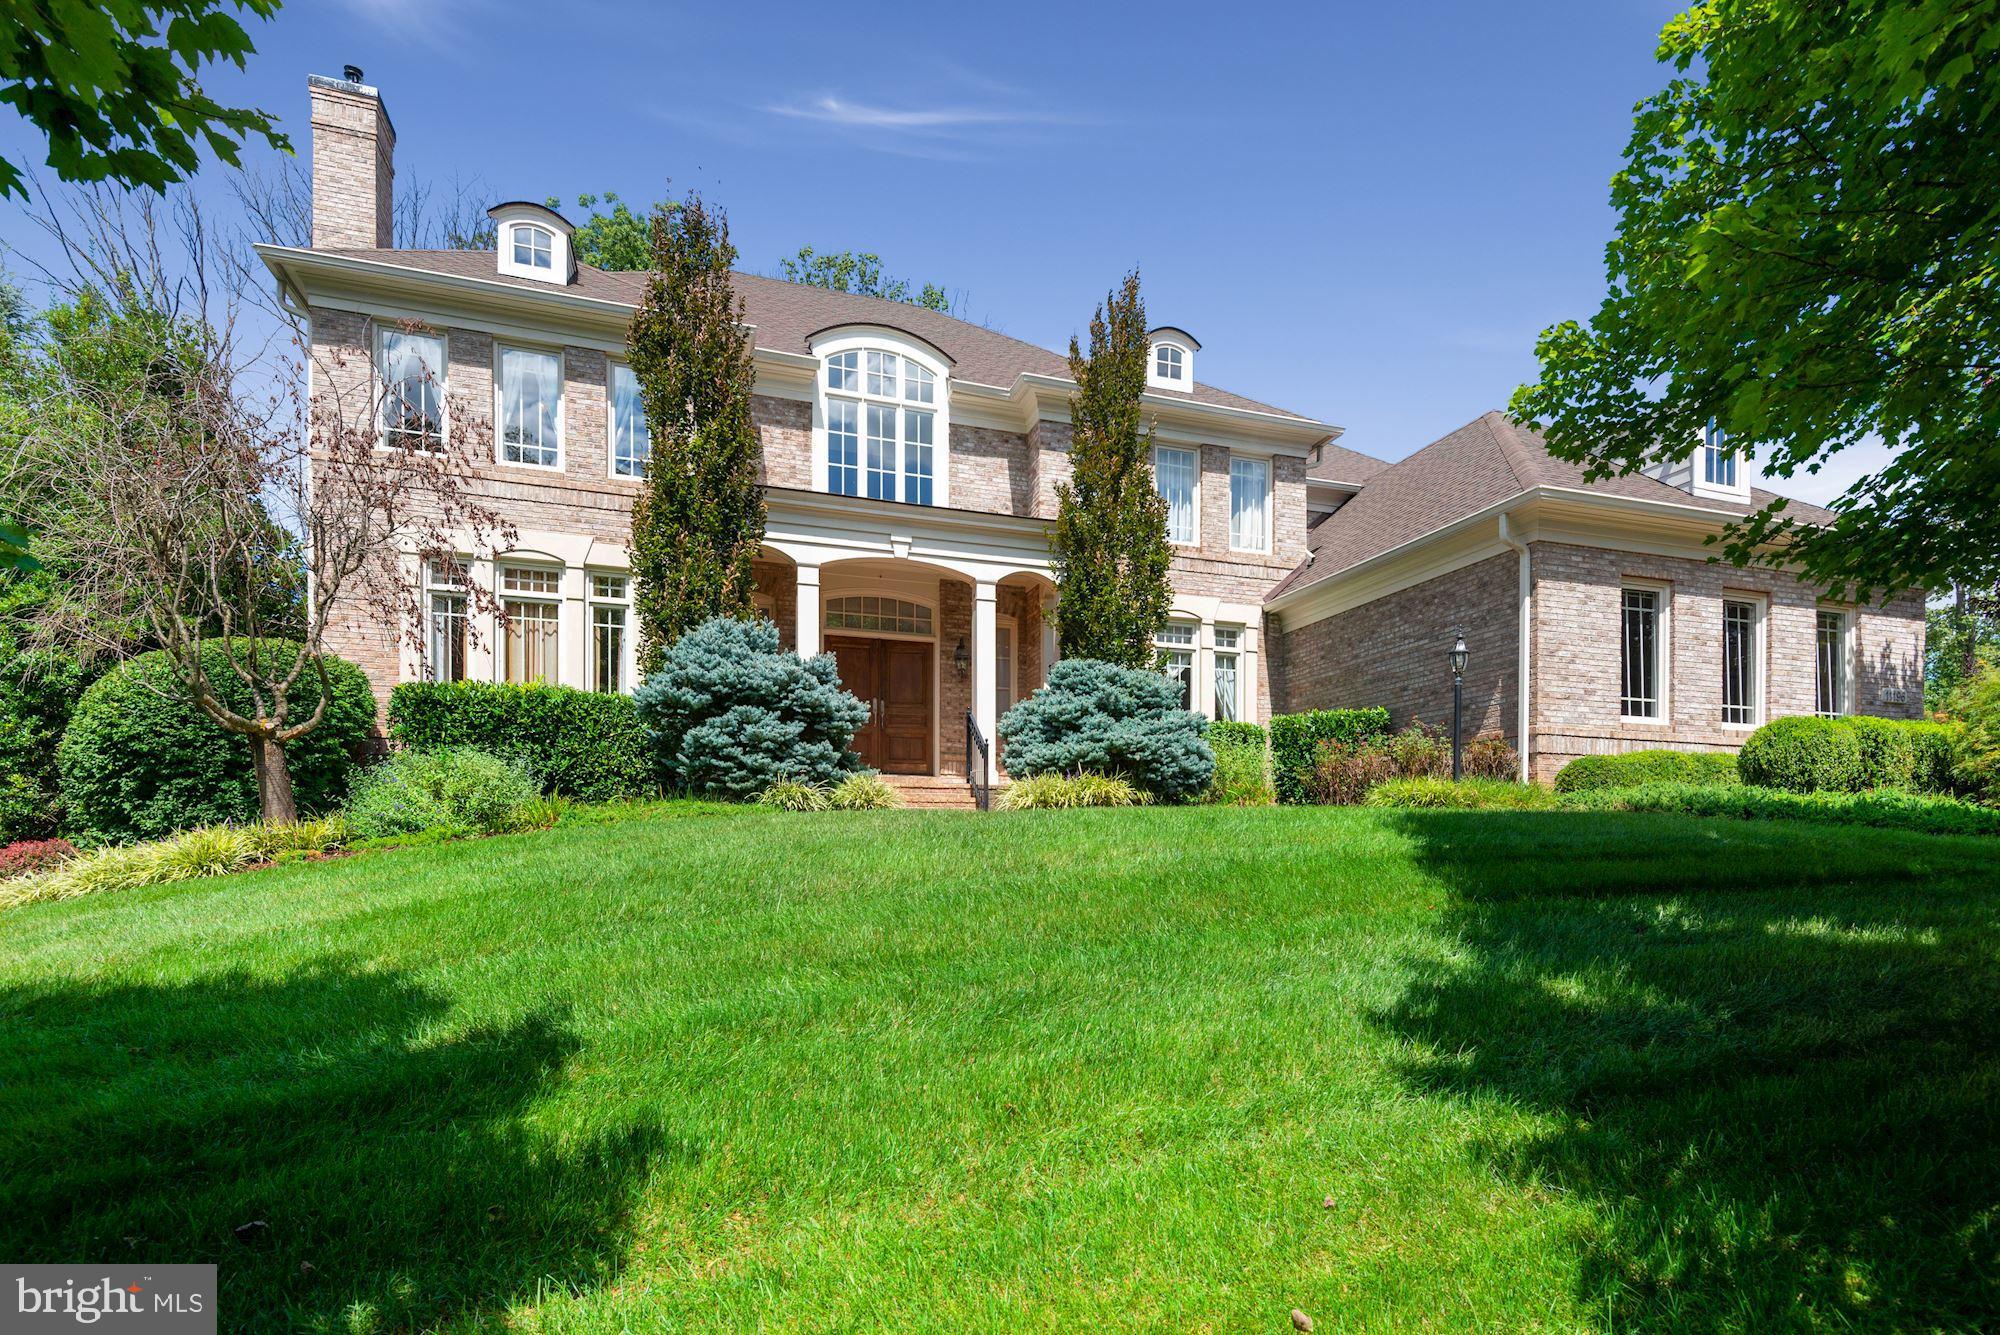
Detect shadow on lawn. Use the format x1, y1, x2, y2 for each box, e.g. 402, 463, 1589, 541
0, 960, 681, 1332
1376, 812, 2000, 1331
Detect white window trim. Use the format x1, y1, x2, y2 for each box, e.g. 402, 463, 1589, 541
1228, 452, 1273, 555
373, 325, 448, 452
1155, 444, 1201, 547
1719, 593, 1767, 730
495, 217, 573, 284
492, 341, 566, 472
1689, 417, 1751, 502
1154, 619, 1199, 711
821, 592, 939, 642
1147, 336, 1195, 392
1212, 623, 1245, 723
421, 557, 469, 683
995, 613, 1019, 717
1619, 579, 1672, 724
498, 563, 563, 686
606, 358, 649, 481
809, 328, 952, 508
1816, 604, 1857, 717
586, 570, 634, 694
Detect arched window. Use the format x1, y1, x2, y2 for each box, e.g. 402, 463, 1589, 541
512, 224, 554, 271
1154, 344, 1184, 382
816, 333, 947, 506
825, 596, 933, 636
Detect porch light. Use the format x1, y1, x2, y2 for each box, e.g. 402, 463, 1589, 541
1449, 630, 1469, 678
1448, 627, 1469, 780
952, 637, 969, 676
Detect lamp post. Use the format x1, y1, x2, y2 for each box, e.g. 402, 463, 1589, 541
1448, 627, 1469, 781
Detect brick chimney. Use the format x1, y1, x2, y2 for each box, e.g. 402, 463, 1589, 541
309, 69, 395, 249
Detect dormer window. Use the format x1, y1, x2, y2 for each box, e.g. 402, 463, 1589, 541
511, 224, 553, 271
1685, 413, 1750, 501
1145, 327, 1200, 392
489, 201, 575, 284
1701, 417, 1735, 488
812, 328, 953, 507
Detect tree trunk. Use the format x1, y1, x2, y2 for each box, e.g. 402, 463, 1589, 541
248, 733, 299, 826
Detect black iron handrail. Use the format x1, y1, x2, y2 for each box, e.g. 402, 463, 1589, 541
964, 710, 991, 812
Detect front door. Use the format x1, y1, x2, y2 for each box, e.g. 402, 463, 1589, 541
828, 636, 933, 774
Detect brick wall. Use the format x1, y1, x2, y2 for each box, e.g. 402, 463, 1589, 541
1276, 552, 1521, 743
756, 396, 811, 489
938, 580, 973, 778
309, 78, 392, 249
1527, 541, 1925, 780
951, 424, 1034, 514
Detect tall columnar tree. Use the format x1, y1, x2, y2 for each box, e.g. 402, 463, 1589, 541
627, 193, 766, 673
1050, 270, 1174, 669
1510, 0, 2000, 599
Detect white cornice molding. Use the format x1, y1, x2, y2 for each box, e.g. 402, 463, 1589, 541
259, 245, 1341, 453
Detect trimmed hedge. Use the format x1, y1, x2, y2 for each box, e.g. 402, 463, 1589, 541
1554, 748, 1742, 794
1562, 781, 2000, 838
1737, 715, 1958, 794
1363, 778, 1560, 810
1270, 707, 1391, 804
389, 680, 654, 802
58, 641, 375, 845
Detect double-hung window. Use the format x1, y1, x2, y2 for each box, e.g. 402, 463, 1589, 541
1229, 455, 1270, 552
1156, 446, 1198, 545
589, 573, 629, 693
501, 567, 560, 685
1702, 417, 1736, 488
824, 349, 936, 504
378, 329, 446, 450
499, 346, 561, 468
1621, 587, 1662, 719
610, 363, 650, 478
424, 560, 467, 683
1213, 626, 1242, 721
1156, 622, 1196, 709
1816, 610, 1849, 716
1721, 599, 1759, 725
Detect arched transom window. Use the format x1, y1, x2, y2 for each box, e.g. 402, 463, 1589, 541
825, 595, 933, 636
512, 224, 554, 271
824, 348, 938, 505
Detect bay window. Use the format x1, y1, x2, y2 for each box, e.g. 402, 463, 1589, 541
377, 328, 445, 449
1229, 455, 1270, 552
823, 345, 937, 504
610, 363, 649, 477
1156, 446, 1198, 545
498, 345, 561, 468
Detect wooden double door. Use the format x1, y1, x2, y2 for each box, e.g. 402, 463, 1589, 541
828, 636, 934, 774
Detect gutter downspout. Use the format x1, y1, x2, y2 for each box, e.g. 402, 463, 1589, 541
1498, 513, 1531, 783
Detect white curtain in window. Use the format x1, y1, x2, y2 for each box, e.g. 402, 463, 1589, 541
1230, 456, 1270, 550
501, 347, 560, 466
1157, 447, 1197, 544
505, 600, 559, 684
612, 364, 650, 476
380, 331, 444, 446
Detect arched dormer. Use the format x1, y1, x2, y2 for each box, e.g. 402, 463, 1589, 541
489, 201, 576, 285
1147, 326, 1199, 392
808, 325, 955, 509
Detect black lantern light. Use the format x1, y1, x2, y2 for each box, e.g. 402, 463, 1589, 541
952, 637, 969, 677
1448, 627, 1469, 780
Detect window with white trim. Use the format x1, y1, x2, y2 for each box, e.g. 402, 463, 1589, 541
512, 224, 554, 272
423, 560, 467, 683
1702, 418, 1736, 489
1213, 626, 1242, 721
1621, 587, 1662, 719
501, 566, 560, 685
610, 363, 649, 478
589, 573, 629, 694
499, 346, 561, 468
378, 329, 445, 450
996, 617, 1017, 716
1155, 621, 1196, 710
824, 348, 935, 505
1156, 446, 1198, 545
1721, 599, 1759, 725
1229, 455, 1270, 552
1816, 609, 1849, 716
825, 595, 933, 636
1154, 344, 1183, 383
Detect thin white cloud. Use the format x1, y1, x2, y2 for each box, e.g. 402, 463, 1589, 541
763, 96, 1069, 132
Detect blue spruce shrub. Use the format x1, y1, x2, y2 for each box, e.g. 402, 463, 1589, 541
632, 616, 869, 800
997, 658, 1214, 801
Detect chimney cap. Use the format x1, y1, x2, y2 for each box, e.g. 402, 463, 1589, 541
342, 63, 364, 83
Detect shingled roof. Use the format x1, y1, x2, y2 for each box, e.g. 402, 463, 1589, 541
1267, 411, 1835, 602
323, 248, 1322, 422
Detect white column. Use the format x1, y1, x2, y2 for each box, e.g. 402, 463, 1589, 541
973, 580, 998, 783
1041, 596, 1059, 673
1196, 619, 1217, 720
1241, 624, 1261, 724
795, 564, 821, 658
559, 563, 589, 689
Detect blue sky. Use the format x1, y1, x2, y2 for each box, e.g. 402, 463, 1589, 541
10, 0, 1878, 494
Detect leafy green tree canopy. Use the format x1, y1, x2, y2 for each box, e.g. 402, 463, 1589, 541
558, 192, 654, 271
1511, 0, 2000, 598
777, 246, 954, 313
1050, 269, 1175, 669
0, 0, 290, 199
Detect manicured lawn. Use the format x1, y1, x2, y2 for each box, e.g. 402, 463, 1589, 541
3, 805, 1997, 1332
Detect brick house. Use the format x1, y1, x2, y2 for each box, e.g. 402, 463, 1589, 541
265, 73, 1924, 788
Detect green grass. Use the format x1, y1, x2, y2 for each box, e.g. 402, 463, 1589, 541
3, 804, 1997, 1332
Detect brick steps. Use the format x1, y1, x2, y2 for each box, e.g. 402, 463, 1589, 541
878, 774, 990, 811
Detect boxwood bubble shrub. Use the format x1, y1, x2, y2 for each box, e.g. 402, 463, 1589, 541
57, 641, 376, 845
388, 680, 653, 801
1268, 707, 1391, 804
1555, 748, 1743, 794
632, 616, 870, 801
1736, 715, 1866, 793
997, 658, 1214, 802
